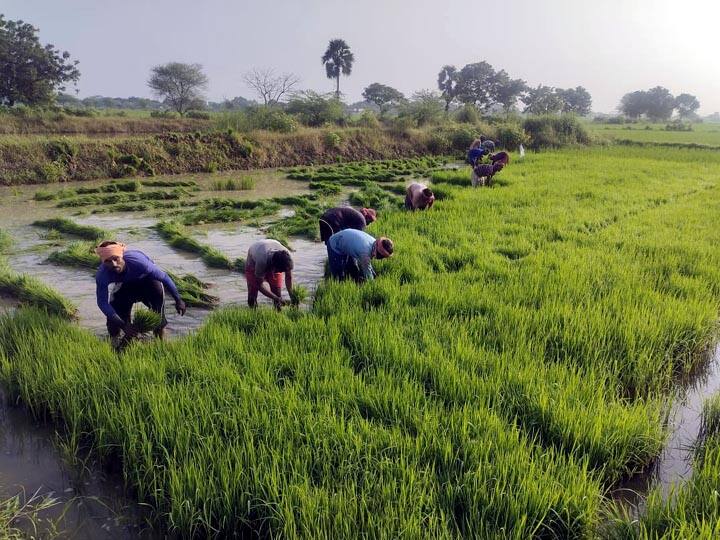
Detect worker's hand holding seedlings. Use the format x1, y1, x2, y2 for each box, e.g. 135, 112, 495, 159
95, 241, 184, 343
245, 239, 294, 310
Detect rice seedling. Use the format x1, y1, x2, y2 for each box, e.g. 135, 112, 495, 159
210, 177, 255, 191
0, 267, 77, 318
0, 489, 61, 540
701, 393, 720, 439
32, 217, 108, 241
289, 284, 308, 306
46, 241, 99, 268
141, 179, 198, 188
132, 308, 163, 334
56, 189, 187, 208
0, 228, 11, 254
155, 221, 236, 271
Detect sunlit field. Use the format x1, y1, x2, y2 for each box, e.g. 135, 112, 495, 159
1, 145, 719, 537
589, 121, 720, 147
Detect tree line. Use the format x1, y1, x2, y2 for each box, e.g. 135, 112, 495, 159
0, 12, 706, 122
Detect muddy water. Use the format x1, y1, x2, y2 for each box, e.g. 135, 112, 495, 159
0, 391, 154, 539
0, 171, 327, 538
612, 345, 720, 512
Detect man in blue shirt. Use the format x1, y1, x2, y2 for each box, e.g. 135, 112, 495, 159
326, 229, 394, 282
95, 241, 186, 341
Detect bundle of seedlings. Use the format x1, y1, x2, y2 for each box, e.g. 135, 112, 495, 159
155, 221, 235, 270
289, 285, 308, 306
32, 218, 108, 241
131, 308, 163, 334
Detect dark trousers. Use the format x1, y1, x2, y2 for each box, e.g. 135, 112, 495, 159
326, 246, 363, 282
107, 278, 167, 336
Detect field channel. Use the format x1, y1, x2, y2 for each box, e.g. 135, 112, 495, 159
1, 147, 720, 537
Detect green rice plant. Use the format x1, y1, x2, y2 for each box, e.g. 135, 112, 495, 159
132, 308, 162, 334
308, 181, 343, 195
3, 147, 720, 536
701, 393, 720, 439
210, 177, 255, 191
141, 179, 199, 188
348, 182, 403, 210
47, 241, 98, 269
155, 221, 235, 270
32, 218, 108, 241
56, 189, 186, 208
289, 285, 308, 306
0, 266, 77, 318
0, 489, 61, 540
0, 228, 11, 254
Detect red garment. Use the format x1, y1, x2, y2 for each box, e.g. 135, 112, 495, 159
245, 262, 283, 296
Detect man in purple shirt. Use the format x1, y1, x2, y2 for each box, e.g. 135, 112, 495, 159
95, 241, 186, 341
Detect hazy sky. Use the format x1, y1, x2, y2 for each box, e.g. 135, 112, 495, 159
4, 0, 720, 114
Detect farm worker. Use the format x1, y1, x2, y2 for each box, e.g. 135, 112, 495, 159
326, 229, 393, 282
405, 182, 435, 210
95, 241, 186, 341
472, 152, 510, 188
245, 239, 294, 309
319, 206, 377, 244
466, 139, 489, 167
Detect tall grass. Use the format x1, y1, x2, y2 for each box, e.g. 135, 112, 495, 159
2, 146, 720, 536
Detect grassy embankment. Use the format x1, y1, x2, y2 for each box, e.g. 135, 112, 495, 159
2, 146, 720, 536
0, 128, 449, 186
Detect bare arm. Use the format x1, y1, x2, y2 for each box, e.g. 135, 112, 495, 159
284, 270, 293, 296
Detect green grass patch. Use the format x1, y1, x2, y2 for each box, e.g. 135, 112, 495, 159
210, 177, 255, 191
155, 221, 239, 271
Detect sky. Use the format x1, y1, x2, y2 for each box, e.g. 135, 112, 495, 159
4, 0, 720, 114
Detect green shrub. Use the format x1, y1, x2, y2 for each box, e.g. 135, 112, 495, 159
286, 92, 346, 127
245, 107, 298, 133
37, 161, 64, 183
455, 104, 480, 124
523, 115, 591, 150
186, 110, 211, 120
495, 122, 529, 150
323, 131, 342, 149
355, 110, 380, 129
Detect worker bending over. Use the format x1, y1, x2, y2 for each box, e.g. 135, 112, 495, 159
405, 182, 435, 211
245, 239, 294, 310
95, 241, 186, 342
319, 206, 377, 243
326, 228, 393, 282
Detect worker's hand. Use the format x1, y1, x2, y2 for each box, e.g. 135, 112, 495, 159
273, 298, 289, 310
175, 299, 187, 315
123, 323, 139, 339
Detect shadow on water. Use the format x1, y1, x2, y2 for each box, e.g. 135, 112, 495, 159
611, 344, 720, 515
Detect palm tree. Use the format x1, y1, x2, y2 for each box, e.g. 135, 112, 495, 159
322, 39, 354, 99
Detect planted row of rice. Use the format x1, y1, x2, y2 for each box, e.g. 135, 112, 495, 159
1, 146, 720, 535
154, 221, 244, 271
56, 188, 189, 208
32, 217, 108, 241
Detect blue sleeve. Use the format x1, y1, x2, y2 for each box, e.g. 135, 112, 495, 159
357, 255, 375, 281
95, 273, 123, 325
146, 262, 181, 302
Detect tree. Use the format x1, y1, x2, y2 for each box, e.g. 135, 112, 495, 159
454, 61, 497, 112
437, 65, 458, 112
399, 90, 444, 127
242, 68, 300, 106
522, 85, 563, 115
492, 70, 527, 113
558, 86, 592, 116
0, 14, 80, 106
644, 86, 675, 121
322, 39, 354, 99
286, 90, 345, 127
362, 83, 405, 116
147, 62, 208, 115
619, 90, 647, 119
675, 93, 700, 119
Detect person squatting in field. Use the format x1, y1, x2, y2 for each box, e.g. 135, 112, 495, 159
245, 239, 294, 310
319, 206, 377, 244
472, 151, 510, 187
326, 228, 393, 282
95, 241, 186, 342
405, 182, 435, 210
